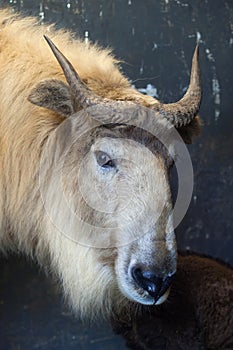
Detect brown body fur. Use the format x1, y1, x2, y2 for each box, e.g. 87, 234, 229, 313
112, 252, 233, 350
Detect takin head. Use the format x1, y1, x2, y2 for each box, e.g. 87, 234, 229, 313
28, 36, 202, 316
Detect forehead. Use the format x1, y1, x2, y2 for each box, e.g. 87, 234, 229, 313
91, 124, 174, 166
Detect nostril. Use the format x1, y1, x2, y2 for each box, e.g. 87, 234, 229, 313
132, 266, 163, 298
160, 274, 175, 296
131, 266, 143, 284
131, 265, 175, 302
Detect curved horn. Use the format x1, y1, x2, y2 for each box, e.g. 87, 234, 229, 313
152, 46, 202, 128
44, 35, 100, 109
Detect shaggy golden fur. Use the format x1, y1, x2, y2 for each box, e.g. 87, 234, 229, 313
0, 10, 199, 319
0, 10, 173, 318
0, 8, 155, 254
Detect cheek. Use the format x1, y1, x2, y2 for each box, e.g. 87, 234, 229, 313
98, 248, 118, 272
78, 157, 119, 214
115, 257, 128, 294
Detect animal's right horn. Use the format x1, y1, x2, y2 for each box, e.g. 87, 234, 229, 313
44, 35, 101, 109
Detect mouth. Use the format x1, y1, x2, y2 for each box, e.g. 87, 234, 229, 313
118, 279, 172, 306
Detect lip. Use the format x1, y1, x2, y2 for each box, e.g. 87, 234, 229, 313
153, 288, 171, 305
119, 283, 171, 306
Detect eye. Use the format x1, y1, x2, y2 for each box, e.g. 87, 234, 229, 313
95, 151, 115, 169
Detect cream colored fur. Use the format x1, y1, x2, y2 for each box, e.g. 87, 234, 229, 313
0, 10, 174, 319
0, 9, 154, 252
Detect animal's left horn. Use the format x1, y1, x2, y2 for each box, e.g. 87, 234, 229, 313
152, 46, 202, 128
44, 35, 101, 109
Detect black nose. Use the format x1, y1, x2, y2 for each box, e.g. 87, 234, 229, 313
131, 265, 175, 302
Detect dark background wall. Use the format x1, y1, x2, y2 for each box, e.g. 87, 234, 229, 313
0, 1, 232, 349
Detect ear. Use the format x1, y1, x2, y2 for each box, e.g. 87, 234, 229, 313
28, 79, 74, 117
177, 116, 202, 144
